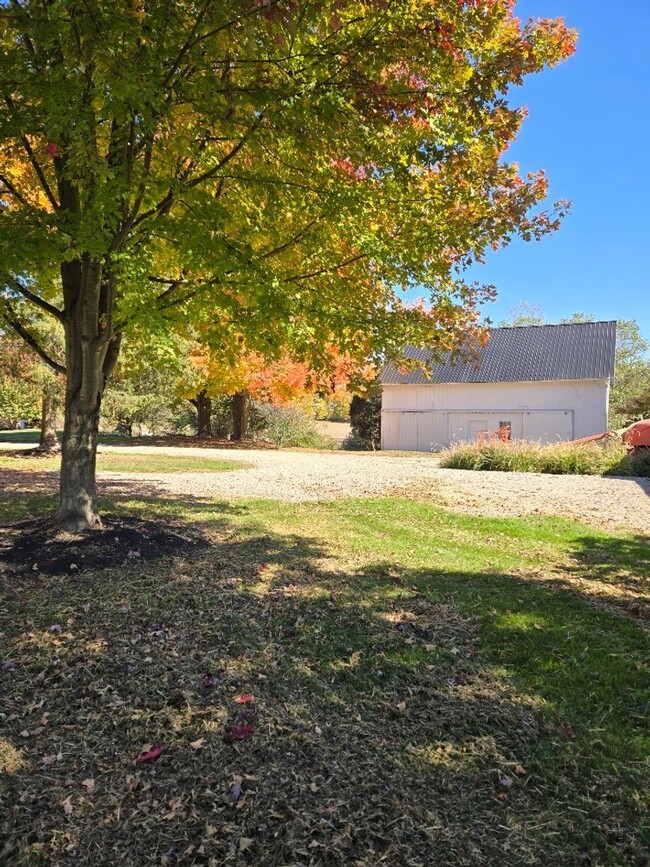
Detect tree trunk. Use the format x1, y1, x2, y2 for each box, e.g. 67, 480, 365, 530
38, 390, 61, 453
194, 390, 212, 437
56, 386, 102, 530
232, 391, 249, 441
54, 256, 122, 531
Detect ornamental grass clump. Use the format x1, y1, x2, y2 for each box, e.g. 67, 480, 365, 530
537, 442, 618, 475
439, 439, 632, 476
438, 440, 542, 472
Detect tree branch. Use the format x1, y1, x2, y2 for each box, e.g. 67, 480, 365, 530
0, 174, 27, 204
256, 216, 321, 261
2, 307, 67, 375
5, 278, 65, 323
4, 97, 59, 211
184, 113, 264, 189
132, 116, 264, 229
283, 252, 368, 283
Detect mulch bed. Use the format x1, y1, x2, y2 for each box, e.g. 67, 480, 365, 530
0, 516, 210, 577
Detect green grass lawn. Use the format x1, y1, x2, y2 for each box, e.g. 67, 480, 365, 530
1, 492, 648, 866
0, 451, 249, 474
0, 428, 129, 446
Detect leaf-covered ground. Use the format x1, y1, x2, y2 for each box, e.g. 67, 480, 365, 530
1, 496, 648, 866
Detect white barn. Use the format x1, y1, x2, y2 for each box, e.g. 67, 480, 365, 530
380, 321, 617, 452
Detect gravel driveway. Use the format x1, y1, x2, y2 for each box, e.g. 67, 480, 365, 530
2, 443, 648, 533
91, 444, 650, 534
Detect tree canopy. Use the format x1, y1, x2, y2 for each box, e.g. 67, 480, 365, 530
0, 0, 577, 528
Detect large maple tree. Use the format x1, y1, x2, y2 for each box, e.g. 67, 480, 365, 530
0, 0, 576, 529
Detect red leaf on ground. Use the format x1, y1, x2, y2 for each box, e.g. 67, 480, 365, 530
234, 693, 254, 704
258, 563, 270, 572
135, 744, 167, 763
46, 143, 58, 157
230, 722, 253, 742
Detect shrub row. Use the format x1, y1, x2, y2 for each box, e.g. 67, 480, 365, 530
438, 439, 650, 478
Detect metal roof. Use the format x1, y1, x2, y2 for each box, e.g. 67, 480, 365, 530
380, 321, 618, 385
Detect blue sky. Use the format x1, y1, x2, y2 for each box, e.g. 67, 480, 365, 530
462, 0, 650, 336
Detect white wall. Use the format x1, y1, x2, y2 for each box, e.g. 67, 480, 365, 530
381, 379, 610, 451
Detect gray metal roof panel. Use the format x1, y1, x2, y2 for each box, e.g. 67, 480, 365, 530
380, 321, 617, 385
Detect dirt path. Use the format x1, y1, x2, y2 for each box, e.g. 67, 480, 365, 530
2, 443, 649, 533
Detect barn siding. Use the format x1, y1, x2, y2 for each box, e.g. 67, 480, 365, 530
381, 380, 609, 451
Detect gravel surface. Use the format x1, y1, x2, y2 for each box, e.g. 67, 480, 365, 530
93, 445, 650, 534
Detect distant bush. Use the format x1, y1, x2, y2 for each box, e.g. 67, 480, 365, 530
348, 391, 381, 450
312, 394, 350, 421
249, 401, 337, 449
0, 375, 40, 430
438, 439, 637, 476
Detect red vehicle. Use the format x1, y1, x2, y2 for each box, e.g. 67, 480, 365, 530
622, 419, 650, 454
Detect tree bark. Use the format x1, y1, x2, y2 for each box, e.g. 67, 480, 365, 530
38, 390, 61, 452
56, 385, 102, 530
193, 390, 212, 437
54, 256, 122, 531
232, 391, 249, 441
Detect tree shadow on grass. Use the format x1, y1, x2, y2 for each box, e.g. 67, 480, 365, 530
0, 471, 251, 524
568, 533, 650, 591
1, 517, 648, 867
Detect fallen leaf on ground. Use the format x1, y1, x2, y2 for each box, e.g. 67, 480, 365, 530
190, 738, 205, 750
135, 743, 167, 763
81, 778, 95, 791
234, 693, 254, 704
230, 722, 252, 742
239, 837, 254, 852
559, 725, 576, 740
62, 797, 73, 815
